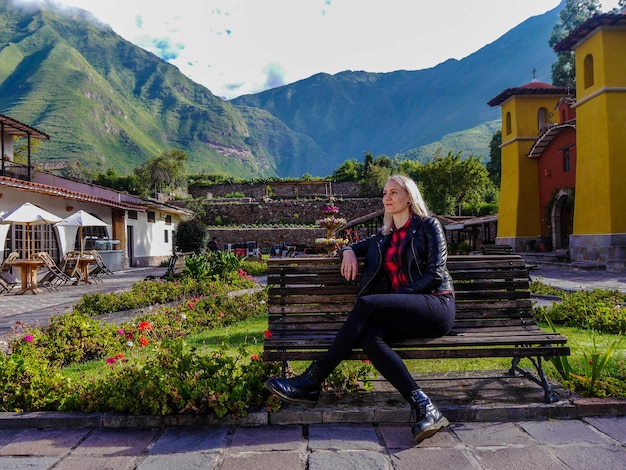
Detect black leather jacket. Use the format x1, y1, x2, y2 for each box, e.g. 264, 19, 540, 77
341, 215, 454, 298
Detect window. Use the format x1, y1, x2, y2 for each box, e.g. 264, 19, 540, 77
148, 211, 156, 223
505, 112, 512, 135
584, 54, 594, 89
537, 107, 548, 130
165, 214, 172, 225
563, 147, 571, 173
164, 230, 169, 243
128, 210, 138, 220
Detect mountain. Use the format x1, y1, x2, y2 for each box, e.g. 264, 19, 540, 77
0, 0, 561, 178
232, 7, 560, 171
0, 0, 272, 177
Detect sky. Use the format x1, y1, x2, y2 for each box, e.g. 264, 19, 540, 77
12, 0, 623, 99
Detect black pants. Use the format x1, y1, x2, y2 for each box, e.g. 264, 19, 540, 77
317, 293, 455, 399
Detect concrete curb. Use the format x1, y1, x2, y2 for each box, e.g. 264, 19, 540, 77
2, 396, 625, 430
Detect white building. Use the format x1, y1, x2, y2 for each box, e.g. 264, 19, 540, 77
1, 113, 193, 268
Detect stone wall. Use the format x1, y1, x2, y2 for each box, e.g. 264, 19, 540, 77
189, 181, 363, 199
201, 198, 380, 227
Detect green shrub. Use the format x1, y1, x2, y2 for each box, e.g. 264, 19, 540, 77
0, 345, 71, 411
63, 339, 279, 417
536, 289, 626, 334
240, 259, 267, 276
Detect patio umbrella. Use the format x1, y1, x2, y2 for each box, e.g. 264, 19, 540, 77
55, 210, 109, 254
0, 202, 63, 259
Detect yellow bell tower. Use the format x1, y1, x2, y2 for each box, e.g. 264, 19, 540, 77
487, 82, 568, 251
555, 13, 626, 270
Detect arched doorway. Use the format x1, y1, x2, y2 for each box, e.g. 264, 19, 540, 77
551, 189, 574, 250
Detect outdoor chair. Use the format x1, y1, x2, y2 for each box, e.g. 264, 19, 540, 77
0, 252, 19, 293
87, 250, 115, 283
60, 251, 84, 282
35, 252, 76, 290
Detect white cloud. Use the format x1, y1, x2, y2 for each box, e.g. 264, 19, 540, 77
14, 0, 624, 99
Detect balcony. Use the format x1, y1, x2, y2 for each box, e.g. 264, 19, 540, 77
1, 160, 31, 181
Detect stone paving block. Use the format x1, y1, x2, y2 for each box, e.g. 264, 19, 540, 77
308, 449, 391, 469
321, 408, 375, 423
0, 429, 22, 447
574, 397, 626, 416
137, 452, 221, 469
270, 408, 322, 425
0, 456, 58, 469
220, 450, 306, 470
308, 423, 381, 451
0, 428, 90, 457
520, 418, 617, 444
378, 423, 457, 449
228, 424, 306, 452
374, 408, 409, 423
387, 447, 478, 470
549, 443, 626, 468
451, 421, 537, 447
147, 426, 230, 454
52, 455, 138, 470
472, 446, 569, 470
585, 415, 626, 444
0, 411, 102, 429
69, 427, 159, 457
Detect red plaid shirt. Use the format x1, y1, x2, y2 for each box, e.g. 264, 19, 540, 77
383, 217, 411, 292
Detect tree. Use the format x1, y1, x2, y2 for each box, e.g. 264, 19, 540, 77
549, 0, 601, 86
332, 159, 361, 182
360, 154, 394, 195
175, 218, 208, 254
486, 130, 502, 186
418, 151, 490, 216
134, 149, 188, 198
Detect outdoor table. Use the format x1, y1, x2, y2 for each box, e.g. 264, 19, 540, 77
8, 259, 45, 294
70, 254, 95, 284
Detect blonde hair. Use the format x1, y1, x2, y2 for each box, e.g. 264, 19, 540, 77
382, 174, 430, 234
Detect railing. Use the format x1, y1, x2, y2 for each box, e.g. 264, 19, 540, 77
0, 160, 30, 180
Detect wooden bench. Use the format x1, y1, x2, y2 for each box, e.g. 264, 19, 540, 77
480, 244, 514, 255
263, 255, 569, 403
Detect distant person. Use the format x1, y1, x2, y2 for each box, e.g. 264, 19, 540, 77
208, 237, 219, 252
265, 174, 455, 444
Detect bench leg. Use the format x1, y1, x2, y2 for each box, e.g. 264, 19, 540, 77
509, 356, 561, 404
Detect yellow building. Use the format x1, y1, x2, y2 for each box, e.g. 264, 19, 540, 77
489, 11, 626, 271
554, 12, 626, 271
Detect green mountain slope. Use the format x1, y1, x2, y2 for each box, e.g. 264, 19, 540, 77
0, 0, 268, 177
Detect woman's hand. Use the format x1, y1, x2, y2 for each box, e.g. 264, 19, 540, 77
340, 249, 359, 281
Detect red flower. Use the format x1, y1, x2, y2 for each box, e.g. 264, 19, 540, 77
263, 330, 273, 339
188, 301, 195, 308
116, 353, 125, 359
137, 321, 152, 331
138, 336, 149, 347
251, 354, 260, 361
106, 357, 117, 364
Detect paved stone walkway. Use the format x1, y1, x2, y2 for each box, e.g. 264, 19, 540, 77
0, 417, 625, 469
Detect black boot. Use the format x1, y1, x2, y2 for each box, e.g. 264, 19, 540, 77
408, 389, 449, 444
264, 363, 327, 405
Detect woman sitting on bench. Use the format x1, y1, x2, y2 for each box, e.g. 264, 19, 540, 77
265, 174, 456, 444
